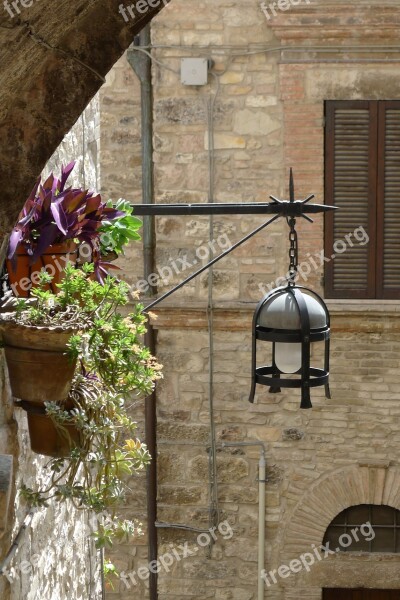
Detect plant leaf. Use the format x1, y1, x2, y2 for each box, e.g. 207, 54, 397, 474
7, 229, 23, 261
42, 173, 55, 191
23, 178, 41, 209
31, 223, 59, 262
60, 161, 75, 191
84, 194, 102, 215
51, 200, 68, 235
63, 190, 89, 214
102, 208, 125, 220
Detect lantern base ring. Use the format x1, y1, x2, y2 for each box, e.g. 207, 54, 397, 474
255, 366, 329, 389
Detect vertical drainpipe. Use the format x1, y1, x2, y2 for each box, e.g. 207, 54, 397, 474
127, 25, 158, 600
218, 442, 266, 599
258, 450, 266, 600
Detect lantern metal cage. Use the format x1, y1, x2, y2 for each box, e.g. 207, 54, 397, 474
248, 284, 331, 409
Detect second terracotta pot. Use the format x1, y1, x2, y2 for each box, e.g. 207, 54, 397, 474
27, 410, 81, 458
1, 321, 77, 403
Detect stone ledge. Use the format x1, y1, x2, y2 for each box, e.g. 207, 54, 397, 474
326, 300, 400, 313
358, 460, 391, 469
149, 301, 400, 332
268, 4, 400, 43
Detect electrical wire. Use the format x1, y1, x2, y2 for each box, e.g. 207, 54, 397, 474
204, 56, 235, 548
205, 59, 239, 544
128, 43, 400, 78
130, 46, 180, 74
155, 522, 212, 533
136, 43, 400, 55
204, 59, 236, 543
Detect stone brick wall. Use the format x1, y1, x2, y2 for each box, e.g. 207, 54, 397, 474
98, 54, 145, 290
46, 2, 400, 600
0, 97, 102, 600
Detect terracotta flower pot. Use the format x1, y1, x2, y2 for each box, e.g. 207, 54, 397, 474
0, 321, 77, 404
6, 241, 78, 298
24, 403, 81, 458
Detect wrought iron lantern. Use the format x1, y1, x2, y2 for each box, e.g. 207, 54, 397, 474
248, 284, 331, 409
248, 178, 332, 409
134, 169, 335, 409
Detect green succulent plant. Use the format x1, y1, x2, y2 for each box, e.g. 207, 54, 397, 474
16, 263, 162, 548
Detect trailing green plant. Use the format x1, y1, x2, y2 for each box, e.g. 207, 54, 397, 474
20, 376, 151, 548
102, 559, 120, 589
14, 263, 162, 548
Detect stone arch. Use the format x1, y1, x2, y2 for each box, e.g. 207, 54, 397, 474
0, 0, 169, 236
281, 463, 400, 559
275, 464, 400, 600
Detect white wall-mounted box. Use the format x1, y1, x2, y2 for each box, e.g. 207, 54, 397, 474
181, 58, 208, 86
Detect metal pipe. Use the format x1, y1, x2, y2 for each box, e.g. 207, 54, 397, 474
0, 510, 35, 576
127, 26, 158, 600
99, 547, 106, 600
258, 452, 266, 600
216, 443, 266, 600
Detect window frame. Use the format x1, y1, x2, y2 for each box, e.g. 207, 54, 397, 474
324, 99, 400, 300
323, 504, 400, 554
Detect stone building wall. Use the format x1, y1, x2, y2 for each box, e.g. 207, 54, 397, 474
99, 55, 145, 288
0, 97, 102, 600
97, 1, 400, 600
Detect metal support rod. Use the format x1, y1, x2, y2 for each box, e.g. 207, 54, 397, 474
135, 172, 336, 313
142, 215, 279, 312
132, 200, 336, 217
128, 27, 158, 600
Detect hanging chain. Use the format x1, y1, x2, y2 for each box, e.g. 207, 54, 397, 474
287, 217, 298, 286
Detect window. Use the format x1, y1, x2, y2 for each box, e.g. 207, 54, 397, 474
324, 590, 400, 600
324, 100, 400, 299
323, 504, 400, 553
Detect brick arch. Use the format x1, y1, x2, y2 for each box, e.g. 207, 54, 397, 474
281, 464, 400, 558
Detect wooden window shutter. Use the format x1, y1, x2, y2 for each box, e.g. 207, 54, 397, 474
325, 100, 377, 299
376, 101, 400, 299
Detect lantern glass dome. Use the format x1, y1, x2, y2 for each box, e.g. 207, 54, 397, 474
258, 292, 328, 374
249, 285, 331, 409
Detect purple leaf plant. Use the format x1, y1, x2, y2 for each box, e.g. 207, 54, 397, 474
8, 162, 124, 281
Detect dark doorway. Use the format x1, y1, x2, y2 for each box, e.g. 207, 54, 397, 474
323, 590, 400, 600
